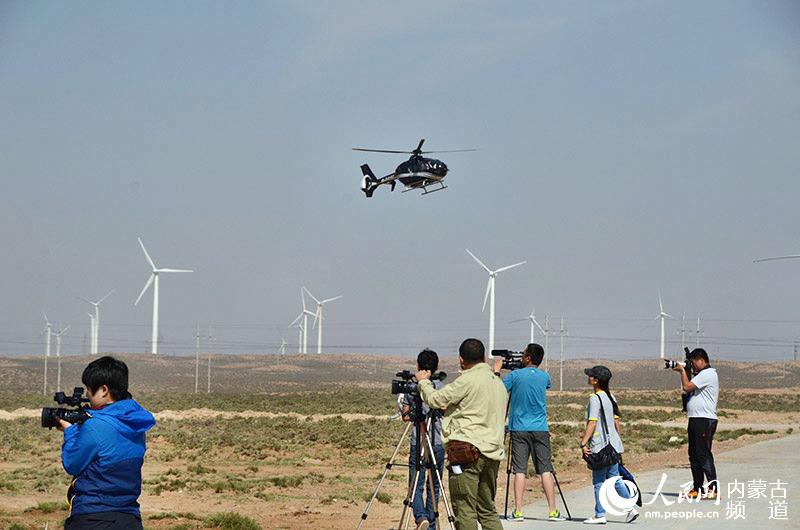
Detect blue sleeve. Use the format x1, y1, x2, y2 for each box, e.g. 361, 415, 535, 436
62, 421, 100, 476
503, 371, 513, 392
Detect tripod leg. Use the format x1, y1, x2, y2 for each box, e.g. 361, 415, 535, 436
423, 431, 456, 530
357, 422, 411, 530
552, 470, 571, 521
504, 431, 513, 519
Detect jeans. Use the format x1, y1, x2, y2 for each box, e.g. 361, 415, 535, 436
409, 444, 445, 528
688, 417, 718, 492
591, 463, 632, 517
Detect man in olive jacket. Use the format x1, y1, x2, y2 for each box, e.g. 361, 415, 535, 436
417, 338, 507, 530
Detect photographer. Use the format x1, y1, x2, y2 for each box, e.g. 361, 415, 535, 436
57, 356, 156, 530
401, 349, 445, 530
416, 338, 507, 530
493, 343, 564, 522
672, 348, 719, 500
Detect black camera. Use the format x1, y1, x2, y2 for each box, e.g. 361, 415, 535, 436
492, 349, 525, 370
664, 347, 692, 371
41, 387, 91, 429
390, 370, 447, 395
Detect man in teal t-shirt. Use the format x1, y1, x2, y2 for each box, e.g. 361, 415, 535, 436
494, 344, 564, 522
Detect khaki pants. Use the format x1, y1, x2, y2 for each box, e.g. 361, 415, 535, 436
448, 454, 503, 530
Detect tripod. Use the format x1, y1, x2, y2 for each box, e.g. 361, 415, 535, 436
358, 393, 456, 530
502, 394, 571, 521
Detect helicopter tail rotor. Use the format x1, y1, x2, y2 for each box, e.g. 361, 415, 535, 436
360, 164, 381, 198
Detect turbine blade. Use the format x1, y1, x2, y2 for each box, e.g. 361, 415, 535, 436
658, 289, 664, 313
138, 237, 157, 270
533, 318, 545, 333
62, 325, 70, 334
134, 274, 155, 306
97, 289, 114, 304
312, 307, 321, 329
321, 295, 342, 304
77, 296, 93, 305
465, 249, 491, 274
482, 279, 491, 312
157, 268, 193, 273
303, 286, 321, 305
495, 261, 526, 274
289, 313, 303, 327
301, 287, 307, 311
663, 312, 674, 319
510, 318, 529, 323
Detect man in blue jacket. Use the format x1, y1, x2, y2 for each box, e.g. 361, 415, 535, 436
57, 356, 156, 530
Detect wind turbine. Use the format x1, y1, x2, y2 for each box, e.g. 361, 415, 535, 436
42, 313, 52, 395
134, 238, 193, 355
289, 288, 316, 354
86, 313, 96, 355
655, 291, 673, 359
303, 286, 342, 354
278, 338, 287, 356
78, 290, 113, 355
290, 319, 304, 354
465, 249, 526, 356
53, 324, 70, 391
511, 307, 545, 345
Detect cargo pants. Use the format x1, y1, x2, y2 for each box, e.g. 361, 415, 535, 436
448, 454, 503, 530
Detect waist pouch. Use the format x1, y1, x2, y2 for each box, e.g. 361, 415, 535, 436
446, 440, 481, 465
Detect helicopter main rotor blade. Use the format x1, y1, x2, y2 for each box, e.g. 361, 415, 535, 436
415, 138, 425, 152
352, 148, 412, 154
419, 149, 478, 154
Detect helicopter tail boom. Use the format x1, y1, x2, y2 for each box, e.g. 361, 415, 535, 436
360, 164, 396, 198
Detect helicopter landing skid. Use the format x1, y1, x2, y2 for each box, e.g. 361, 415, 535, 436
403, 183, 447, 195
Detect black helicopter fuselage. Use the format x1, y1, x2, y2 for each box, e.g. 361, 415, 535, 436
394, 155, 448, 188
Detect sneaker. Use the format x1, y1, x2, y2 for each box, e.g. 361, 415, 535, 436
584, 516, 607, 524
511, 510, 524, 521
549, 510, 566, 521
415, 521, 430, 530
701, 490, 718, 501
625, 507, 639, 523
686, 489, 700, 500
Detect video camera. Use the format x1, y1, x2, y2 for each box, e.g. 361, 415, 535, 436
41, 387, 91, 429
492, 349, 525, 371
390, 370, 447, 395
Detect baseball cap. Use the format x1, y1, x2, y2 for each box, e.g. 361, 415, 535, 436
584, 365, 612, 382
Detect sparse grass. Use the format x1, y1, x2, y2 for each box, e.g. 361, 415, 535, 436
23, 501, 68, 513
715, 428, 777, 442
203, 512, 261, 530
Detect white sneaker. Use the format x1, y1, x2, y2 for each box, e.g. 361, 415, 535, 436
584, 516, 607, 524
415, 521, 430, 530
625, 508, 639, 523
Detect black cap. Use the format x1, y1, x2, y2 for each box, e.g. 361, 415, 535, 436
584, 365, 612, 382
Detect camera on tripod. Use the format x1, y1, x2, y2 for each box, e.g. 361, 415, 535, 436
492, 349, 525, 370
390, 370, 446, 395
41, 387, 90, 429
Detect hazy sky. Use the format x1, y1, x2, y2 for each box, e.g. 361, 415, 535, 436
2, 1, 799, 360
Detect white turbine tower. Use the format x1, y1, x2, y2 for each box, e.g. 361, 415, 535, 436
303, 286, 342, 354
53, 324, 70, 391
465, 249, 526, 356
79, 290, 113, 355
289, 288, 316, 354
42, 313, 52, 395
278, 338, 287, 356
655, 291, 673, 359
134, 238, 193, 355
511, 307, 545, 345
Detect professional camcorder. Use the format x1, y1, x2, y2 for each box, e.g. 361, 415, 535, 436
492, 349, 525, 370
390, 370, 447, 395
41, 387, 90, 429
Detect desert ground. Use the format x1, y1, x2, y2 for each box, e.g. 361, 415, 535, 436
1, 354, 798, 529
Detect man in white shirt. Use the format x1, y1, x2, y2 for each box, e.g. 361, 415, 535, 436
673, 348, 719, 500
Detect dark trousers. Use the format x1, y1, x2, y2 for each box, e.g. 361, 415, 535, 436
687, 417, 718, 492
65, 512, 143, 530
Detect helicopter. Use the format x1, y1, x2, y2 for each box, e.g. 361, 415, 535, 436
353, 138, 475, 197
